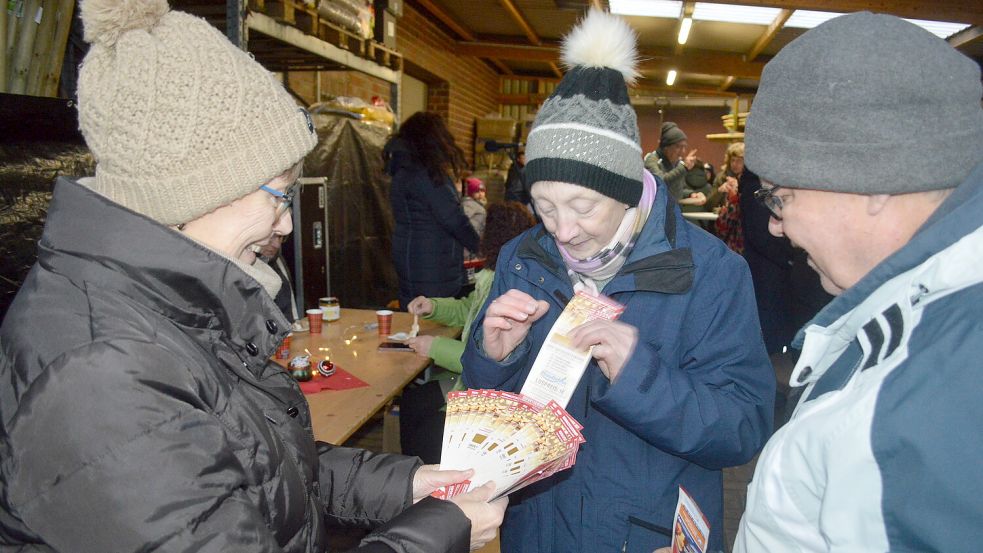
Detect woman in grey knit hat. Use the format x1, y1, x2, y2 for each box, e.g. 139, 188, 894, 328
0, 0, 505, 551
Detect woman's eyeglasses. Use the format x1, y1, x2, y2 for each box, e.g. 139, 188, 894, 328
753, 185, 784, 221
260, 184, 296, 217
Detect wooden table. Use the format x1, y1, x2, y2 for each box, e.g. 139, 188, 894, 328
274, 309, 460, 445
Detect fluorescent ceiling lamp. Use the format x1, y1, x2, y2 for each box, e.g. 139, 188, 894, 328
692, 3, 782, 25
609, 0, 682, 18
786, 10, 969, 39
677, 17, 693, 44
785, 10, 841, 29
666, 70, 678, 86
902, 18, 970, 39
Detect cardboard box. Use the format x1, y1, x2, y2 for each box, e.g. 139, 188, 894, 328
374, 9, 397, 48
475, 117, 517, 141
374, 0, 402, 17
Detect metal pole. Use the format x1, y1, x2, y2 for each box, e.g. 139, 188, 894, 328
226, 0, 247, 50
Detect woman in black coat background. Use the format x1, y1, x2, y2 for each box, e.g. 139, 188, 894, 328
385, 113, 480, 310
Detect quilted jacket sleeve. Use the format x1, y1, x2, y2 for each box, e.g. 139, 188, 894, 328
2, 341, 289, 553
317, 444, 471, 553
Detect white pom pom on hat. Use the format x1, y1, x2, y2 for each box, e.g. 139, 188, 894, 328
80, 0, 169, 48
561, 8, 639, 85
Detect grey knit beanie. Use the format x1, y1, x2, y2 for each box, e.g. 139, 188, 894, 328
525, 9, 643, 206
659, 122, 687, 149
745, 12, 983, 194
78, 0, 318, 225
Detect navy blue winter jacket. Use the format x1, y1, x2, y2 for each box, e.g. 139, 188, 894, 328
385, 138, 480, 308
462, 175, 775, 553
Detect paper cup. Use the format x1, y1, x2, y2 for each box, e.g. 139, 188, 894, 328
307, 309, 324, 334
376, 309, 393, 336
276, 333, 292, 359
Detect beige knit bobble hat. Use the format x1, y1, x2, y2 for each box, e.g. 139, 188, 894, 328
78, 0, 318, 226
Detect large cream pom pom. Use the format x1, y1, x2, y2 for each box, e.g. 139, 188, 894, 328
81, 0, 170, 47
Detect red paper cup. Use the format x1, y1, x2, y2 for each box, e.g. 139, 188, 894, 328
276, 333, 292, 359
307, 309, 324, 334
376, 309, 393, 336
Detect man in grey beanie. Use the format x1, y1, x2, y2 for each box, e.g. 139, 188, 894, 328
643, 122, 709, 207
734, 12, 983, 552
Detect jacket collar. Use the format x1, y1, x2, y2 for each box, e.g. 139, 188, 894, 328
516, 175, 694, 294
39, 179, 289, 353
793, 159, 983, 348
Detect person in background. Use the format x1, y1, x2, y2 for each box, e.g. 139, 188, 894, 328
385, 112, 480, 310
400, 202, 537, 463
738, 170, 796, 356
407, 201, 536, 380
461, 176, 487, 237
709, 142, 746, 253
504, 148, 531, 210
735, 12, 983, 551
644, 121, 708, 209
259, 233, 300, 322
463, 10, 774, 553
0, 1, 505, 551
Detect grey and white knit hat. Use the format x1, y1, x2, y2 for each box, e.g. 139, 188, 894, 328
525, 9, 643, 206
78, 0, 318, 225
745, 12, 983, 194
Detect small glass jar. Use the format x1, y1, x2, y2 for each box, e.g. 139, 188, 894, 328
288, 354, 312, 382
319, 296, 341, 322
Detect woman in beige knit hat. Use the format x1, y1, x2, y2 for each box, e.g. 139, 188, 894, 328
0, 0, 505, 551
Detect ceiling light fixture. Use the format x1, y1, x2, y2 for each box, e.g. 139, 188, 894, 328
609, 0, 682, 18
677, 17, 693, 44
692, 3, 781, 25
666, 70, 678, 86
785, 10, 970, 39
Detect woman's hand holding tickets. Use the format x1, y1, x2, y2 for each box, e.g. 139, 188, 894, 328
568, 319, 638, 382
482, 289, 550, 362
449, 482, 508, 551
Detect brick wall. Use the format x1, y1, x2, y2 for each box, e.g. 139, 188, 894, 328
282, 70, 393, 106
277, 4, 500, 167
396, 4, 500, 166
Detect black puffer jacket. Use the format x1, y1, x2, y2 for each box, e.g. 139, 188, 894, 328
0, 179, 470, 553
384, 138, 480, 309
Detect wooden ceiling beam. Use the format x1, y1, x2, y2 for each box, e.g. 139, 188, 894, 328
457, 42, 765, 79
499, 0, 542, 46
691, 0, 983, 26
413, 0, 476, 41
589, 0, 604, 10
719, 75, 737, 91
746, 8, 792, 60
948, 25, 983, 48
491, 59, 513, 75
548, 62, 564, 78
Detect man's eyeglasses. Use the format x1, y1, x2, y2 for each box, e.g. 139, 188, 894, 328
753, 185, 783, 221
260, 183, 296, 217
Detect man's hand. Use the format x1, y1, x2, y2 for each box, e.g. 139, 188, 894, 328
449, 482, 509, 551
406, 335, 435, 358
482, 289, 550, 362
684, 149, 699, 170
567, 319, 638, 382
412, 465, 473, 503
407, 296, 434, 316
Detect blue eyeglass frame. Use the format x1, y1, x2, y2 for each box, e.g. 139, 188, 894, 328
260, 184, 296, 216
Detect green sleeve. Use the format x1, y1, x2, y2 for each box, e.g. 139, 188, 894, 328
428, 336, 464, 373
425, 288, 480, 327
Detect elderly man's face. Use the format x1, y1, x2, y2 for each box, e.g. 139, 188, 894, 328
765, 183, 871, 296
665, 141, 688, 163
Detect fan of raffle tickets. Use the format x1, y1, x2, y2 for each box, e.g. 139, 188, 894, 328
434, 292, 624, 499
